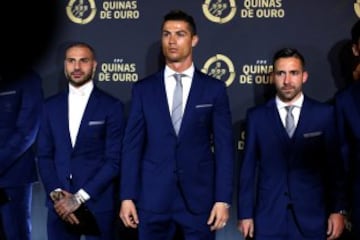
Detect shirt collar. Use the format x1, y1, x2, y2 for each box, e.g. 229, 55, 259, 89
164, 63, 195, 79
68, 80, 94, 97
276, 93, 304, 109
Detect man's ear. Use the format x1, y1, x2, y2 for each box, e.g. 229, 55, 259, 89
192, 35, 199, 47
352, 44, 360, 56
302, 70, 308, 84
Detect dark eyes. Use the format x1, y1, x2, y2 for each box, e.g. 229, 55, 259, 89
66, 58, 90, 63
275, 71, 301, 76
162, 31, 187, 37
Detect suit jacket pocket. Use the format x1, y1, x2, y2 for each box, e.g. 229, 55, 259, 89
195, 103, 213, 108
0, 90, 20, 127
303, 131, 323, 138
85, 120, 106, 140
0, 90, 19, 114
88, 120, 105, 126
195, 103, 213, 125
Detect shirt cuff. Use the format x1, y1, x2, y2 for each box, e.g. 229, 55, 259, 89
75, 188, 90, 203
218, 202, 231, 208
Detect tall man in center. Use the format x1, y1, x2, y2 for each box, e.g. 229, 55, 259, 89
119, 9, 235, 240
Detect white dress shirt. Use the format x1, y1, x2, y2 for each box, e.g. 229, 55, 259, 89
68, 81, 94, 147
164, 64, 194, 114
66, 81, 94, 202
276, 93, 304, 129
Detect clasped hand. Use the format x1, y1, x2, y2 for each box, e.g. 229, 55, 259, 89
51, 190, 81, 225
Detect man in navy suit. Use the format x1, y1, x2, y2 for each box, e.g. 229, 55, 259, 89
0, 70, 43, 240
119, 10, 235, 240
334, 19, 360, 240
37, 42, 125, 240
237, 48, 347, 240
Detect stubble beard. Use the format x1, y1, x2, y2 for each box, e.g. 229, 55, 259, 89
66, 72, 93, 88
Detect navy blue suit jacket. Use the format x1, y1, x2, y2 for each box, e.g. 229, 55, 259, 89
37, 85, 125, 213
120, 68, 235, 214
0, 71, 43, 186
335, 82, 360, 233
238, 96, 346, 237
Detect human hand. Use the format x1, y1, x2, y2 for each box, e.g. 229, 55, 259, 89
238, 218, 254, 238
53, 190, 81, 221
207, 202, 229, 231
119, 200, 139, 228
327, 213, 345, 240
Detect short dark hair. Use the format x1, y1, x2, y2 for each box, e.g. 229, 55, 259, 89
64, 41, 96, 59
272, 47, 305, 69
162, 9, 197, 36
351, 19, 360, 44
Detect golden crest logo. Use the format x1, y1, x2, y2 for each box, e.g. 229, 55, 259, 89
201, 54, 236, 87
66, 0, 97, 24
355, 0, 360, 18
202, 0, 237, 24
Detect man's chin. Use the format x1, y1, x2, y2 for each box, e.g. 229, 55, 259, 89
165, 54, 181, 62
69, 78, 91, 87
279, 93, 296, 102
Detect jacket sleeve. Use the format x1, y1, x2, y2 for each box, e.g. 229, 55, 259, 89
0, 73, 43, 175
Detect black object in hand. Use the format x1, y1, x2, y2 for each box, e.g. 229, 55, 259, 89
50, 190, 101, 236
65, 204, 101, 236
0, 188, 9, 205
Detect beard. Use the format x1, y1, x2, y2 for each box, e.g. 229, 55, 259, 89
66, 70, 93, 87
277, 86, 301, 102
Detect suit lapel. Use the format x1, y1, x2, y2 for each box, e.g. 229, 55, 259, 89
292, 96, 312, 140
56, 90, 73, 151
178, 70, 204, 137
156, 71, 176, 133
265, 99, 296, 166
265, 99, 290, 144
73, 87, 99, 149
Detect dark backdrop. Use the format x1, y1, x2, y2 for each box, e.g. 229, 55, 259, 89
26, 1, 358, 239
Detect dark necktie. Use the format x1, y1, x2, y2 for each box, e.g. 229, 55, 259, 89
285, 105, 295, 137
171, 74, 183, 135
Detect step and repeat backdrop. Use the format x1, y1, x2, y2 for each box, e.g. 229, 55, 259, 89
30, 1, 358, 239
